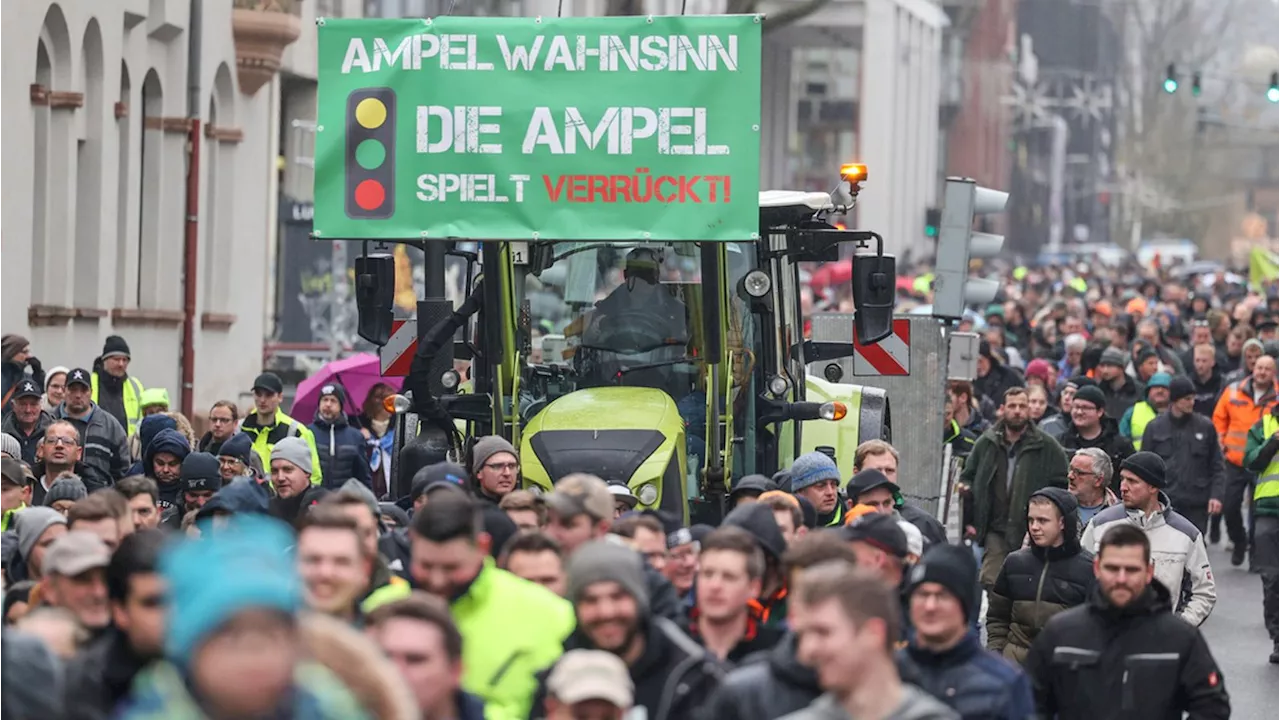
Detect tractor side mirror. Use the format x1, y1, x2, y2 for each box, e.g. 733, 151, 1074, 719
355, 254, 396, 346
852, 251, 896, 345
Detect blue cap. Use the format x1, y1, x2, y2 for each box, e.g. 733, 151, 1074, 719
1146, 372, 1172, 391
788, 451, 841, 493
161, 514, 300, 667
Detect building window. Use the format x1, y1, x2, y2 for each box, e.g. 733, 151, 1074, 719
137, 70, 163, 308
115, 61, 133, 308
32, 4, 72, 306
75, 20, 105, 309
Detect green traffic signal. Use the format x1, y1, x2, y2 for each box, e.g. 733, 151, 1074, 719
1164, 63, 1178, 94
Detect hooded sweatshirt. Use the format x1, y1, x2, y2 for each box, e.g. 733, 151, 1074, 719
142, 429, 190, 519
985, 487, 1095, 664
125, 415, 178, 477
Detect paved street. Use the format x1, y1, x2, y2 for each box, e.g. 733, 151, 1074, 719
1200, 541, 1279, 718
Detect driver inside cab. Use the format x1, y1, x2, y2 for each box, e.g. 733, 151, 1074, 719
581, 247, 690, 350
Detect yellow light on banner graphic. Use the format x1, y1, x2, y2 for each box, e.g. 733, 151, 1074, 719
355, 98, 387, 129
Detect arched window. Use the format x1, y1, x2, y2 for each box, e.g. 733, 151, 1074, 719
137, 69, 163, 307
32, 4, 72, 305
115, 61, 133, 307
74, 19, 105, 308
203, 63, 238, 312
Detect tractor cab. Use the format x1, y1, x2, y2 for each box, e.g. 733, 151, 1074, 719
364, 185, 895, 524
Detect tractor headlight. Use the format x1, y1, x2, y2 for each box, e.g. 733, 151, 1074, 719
441, 369, 461, 391
767, 374, 790, 397
637, 483, 659, 505
742, 270, 772, 298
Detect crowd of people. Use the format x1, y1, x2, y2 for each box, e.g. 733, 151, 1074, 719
0, 261, 1274, 720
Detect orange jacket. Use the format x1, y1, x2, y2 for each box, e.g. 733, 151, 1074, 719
1214, 378, 1278, 466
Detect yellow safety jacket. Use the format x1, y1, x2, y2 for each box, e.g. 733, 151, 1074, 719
1256, 414, 1279, 506
1129, 401, 1157, 451
91, 372, 145, 437
1, 503, 25, 531
364, 560, 574, 720
238, 409, 323, 486
825, 502, 846, 527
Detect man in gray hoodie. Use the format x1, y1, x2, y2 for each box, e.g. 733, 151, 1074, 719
781, 563, 958, 720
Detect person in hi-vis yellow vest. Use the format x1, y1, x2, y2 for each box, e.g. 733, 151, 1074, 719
239, 372, 322, 486
1119, 372, 1171, 450
91, 335, 146, 438
1245, 404, 1278, 663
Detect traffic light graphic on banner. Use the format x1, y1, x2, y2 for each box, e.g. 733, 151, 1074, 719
345, 88, 396, 219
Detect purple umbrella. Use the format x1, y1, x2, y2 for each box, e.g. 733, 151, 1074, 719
291, 353, 403, 423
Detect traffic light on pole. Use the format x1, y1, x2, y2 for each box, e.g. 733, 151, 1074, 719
1163, 64, 1178, 94
346, 87, 396, 219
1191, 72, 1202, 97
924, 207, 941, 239
1269, 72, 1279, 103
932, 177, 1008, 320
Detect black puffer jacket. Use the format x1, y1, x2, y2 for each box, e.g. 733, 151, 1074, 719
1099, 375, 1140, 420
702, 632, 821, 720
986, 487, 1095, 664
1024, 580, 1230, 720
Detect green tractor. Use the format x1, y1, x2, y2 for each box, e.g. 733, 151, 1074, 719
365, 188, 895, 524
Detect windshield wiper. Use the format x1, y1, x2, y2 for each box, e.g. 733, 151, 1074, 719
614, 356, 702, 378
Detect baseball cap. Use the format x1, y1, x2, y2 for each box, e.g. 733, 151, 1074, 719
43, 531, 112, 577
1, 458, 30, 487
843, 513, 909, 559
847, 469, 900, 498
410, 461, 468, 501
252, 372, 284, 395
12, 379, 41, 400
65, 368, 93, 389
546, 650, 633, 708
544, 474, 614, 522
608, 482, 639, 511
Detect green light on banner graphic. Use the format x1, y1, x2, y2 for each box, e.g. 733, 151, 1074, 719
314, 16, 763, 242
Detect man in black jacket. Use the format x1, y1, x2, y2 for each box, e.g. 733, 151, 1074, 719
986, 488, 1094, 665
529, 540, 722, 720
1140, 376, 1225, 534
1024, 523, 1230, 720
63, 530, 168, 720
701, 531, 857, 720
1189, 344, 1225, 418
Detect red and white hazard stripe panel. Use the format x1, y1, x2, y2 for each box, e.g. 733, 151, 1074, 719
852, 318, 911, 376
380, 319, 418, 377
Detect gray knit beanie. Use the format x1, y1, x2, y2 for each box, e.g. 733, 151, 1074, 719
15, 507, 67, 561
270, 437, 313, 475
43, 476, 88, 507
471, 435, 518, 475
0, 434, 21, 460
566, 540, 650, 617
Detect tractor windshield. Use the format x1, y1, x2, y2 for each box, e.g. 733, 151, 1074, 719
516, 242, 704, 408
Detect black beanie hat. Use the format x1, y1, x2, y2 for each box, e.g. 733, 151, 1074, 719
1072, 385, 1106, 411
101, 335, 131, 360
1120, 451, 1167, 489
907, 543, 982, 623
181, 452, 222, 493
1135, 346, 1159, 368
1168, 375, 1195, 403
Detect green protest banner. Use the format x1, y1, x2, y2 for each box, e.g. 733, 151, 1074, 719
314, 15, 761, 242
